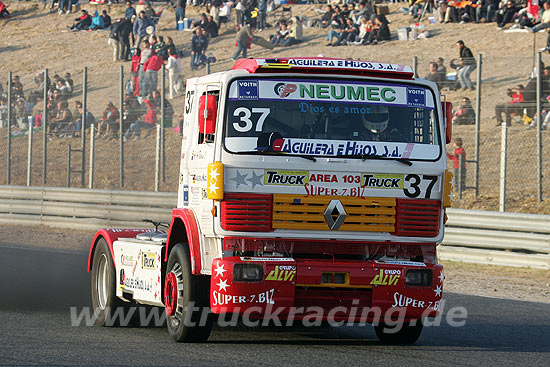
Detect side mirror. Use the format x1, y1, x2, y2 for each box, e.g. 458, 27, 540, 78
198, 94, 217, 135
443, 101, 453, 144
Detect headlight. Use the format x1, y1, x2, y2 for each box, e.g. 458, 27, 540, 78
405, 269, 432, 286
233, 264, 263, 282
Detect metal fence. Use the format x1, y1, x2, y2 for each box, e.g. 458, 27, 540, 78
1, 52, 550, 213
1, 185, 548, 269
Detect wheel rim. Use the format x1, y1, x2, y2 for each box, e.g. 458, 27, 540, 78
96, 253, 109, 310
166, 263, 184, 328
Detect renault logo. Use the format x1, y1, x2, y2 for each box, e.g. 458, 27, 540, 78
324, 200, 347, 230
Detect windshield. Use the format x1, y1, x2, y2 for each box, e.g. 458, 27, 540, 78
224, 78, 440, 160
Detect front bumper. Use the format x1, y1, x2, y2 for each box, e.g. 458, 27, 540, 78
210, 256, 443, 322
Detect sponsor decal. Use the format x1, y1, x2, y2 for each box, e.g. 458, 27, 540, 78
370, 269, 401, 286
265, 265, 297, 282
212, 289, 275, 306
121, 255, 134, 267
274, 82, 297, 98
191, 174, 208, 183
123, 276, 152, 291
285, 58, 407, 72
277, 139, 401, 157
191, 151, 207, 161
183, 184, 189, 205
264, 170, 309, 186
392, 292, 440, 310
374, 260, 427, 267
361, 173, 404, 189
141, 252, 156, 270
237, 80, 259, 100
407, 87, 426, 108
240, 257, 294, 262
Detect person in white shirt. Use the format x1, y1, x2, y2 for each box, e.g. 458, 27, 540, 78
166, 48, 183, 99
529, 2, 550, 32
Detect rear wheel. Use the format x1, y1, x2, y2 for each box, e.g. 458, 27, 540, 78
374, 319, 424, 345
91, 238, 133, 326
165, 243, 213, 342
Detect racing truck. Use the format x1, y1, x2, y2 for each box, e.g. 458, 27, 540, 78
88, 57, 454, 344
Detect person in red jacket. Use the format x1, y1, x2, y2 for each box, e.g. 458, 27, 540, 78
97, 101, 120, 138
495, 84, 524, 126
142, 53, 164, 97
123, 95, 156, 141
447, 137, 466, 191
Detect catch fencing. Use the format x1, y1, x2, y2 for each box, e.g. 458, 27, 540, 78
1, 185, 549, 269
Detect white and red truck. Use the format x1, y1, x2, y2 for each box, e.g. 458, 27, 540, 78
88, 57, 454, 343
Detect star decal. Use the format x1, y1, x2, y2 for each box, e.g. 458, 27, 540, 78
247, 171, 264, 189
217, 278, 229, 292
214, 263, 227, 278
210, 167, 220, 182
230, 170, 248, 189
208, 181, 218, 195
433, 285, 442, 297
438, 272, 444, 284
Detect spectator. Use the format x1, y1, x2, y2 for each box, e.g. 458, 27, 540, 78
190, 27, 209, 70
435, 57, 449, 88
131, 48, 142, 97
64, 72, 74, 91
270, 22, 296, 47
166, 48, 183, 99
12, 75, 24, 99
205, 15, 219, 38
351, 2, 371, 24
55, 80, 71, 96
529, 2, 550, 32
0, 98, 8, 128
101, 10, 112, 29
496, 1, 518, 29
447, 137, 466, 191
15, 98, 29, 129
171, 0, 186, 30
119, 17, 134, 61
257, 0, 267, 31
425, 61, 445, 90
89, 10, 105, 31
97, 101, 120, 138
233, 23, 253, 60
49, 101, 72, 136
125, 1, 137, 20
453, 97, 476, 125
476, 0, 499, 23
143, 52, 164, 97
166, 36, 177, 56
318, 5, 334, 28
120, 100, 141, 141
133, 11, 155, 50
69, 10, 92, 31
152, 35, 168, 60
139, 39, 152, 96
364, 15, 390, 45
456, 40, 476, 90
59, 100, 94, 137
208, 1, 221, 26
109, 19, 122, 61
124, 95, 156, 140
29, 72, 50, 102
144, 3, 158, 24
494, 84, 524, 126
328, 18, 358, 46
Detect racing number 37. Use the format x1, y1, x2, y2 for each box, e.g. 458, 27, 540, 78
404, 174, 438, 199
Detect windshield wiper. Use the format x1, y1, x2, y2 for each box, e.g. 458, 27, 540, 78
239, 150, 317, 162
338, 154, 412, 166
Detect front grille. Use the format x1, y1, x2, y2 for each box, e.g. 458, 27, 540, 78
394, 199, 441, 237
272, 194, 396, 232
221, 193, 273, 232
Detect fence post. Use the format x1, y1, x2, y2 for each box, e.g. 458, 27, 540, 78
67, 144, 72, 188
6, 72, 12, 185
89, 124, 95, 189
81, 66, 87, 187
412, 56, 418, 78
499, 123, 508, 212
120, 65, 125, 188
474, 54, 482, 198
161, 65, 166, 183
27, 119, 33, 186
458, 154, 463, 200
155, 123, 161, 192
536, 52, 543, 202
43, 69, 48, 185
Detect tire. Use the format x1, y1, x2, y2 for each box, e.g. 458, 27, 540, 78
374, 319, 424, 345
165, 243, 213, 342
91, 238, 133, 327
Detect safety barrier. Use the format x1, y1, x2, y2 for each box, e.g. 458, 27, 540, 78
1, 186, 549, 269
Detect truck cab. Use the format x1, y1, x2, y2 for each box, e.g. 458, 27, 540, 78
88, 57, 453, 344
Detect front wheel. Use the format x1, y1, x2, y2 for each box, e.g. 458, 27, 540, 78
165, 244, 213, 342
374, 319, 424, 345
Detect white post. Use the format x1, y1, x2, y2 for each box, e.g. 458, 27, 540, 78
89, 124, 95, 189
499, 123, 507, 212
27, 118, 33, 186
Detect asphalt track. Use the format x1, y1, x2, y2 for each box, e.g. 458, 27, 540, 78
0, 243, 549, 366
